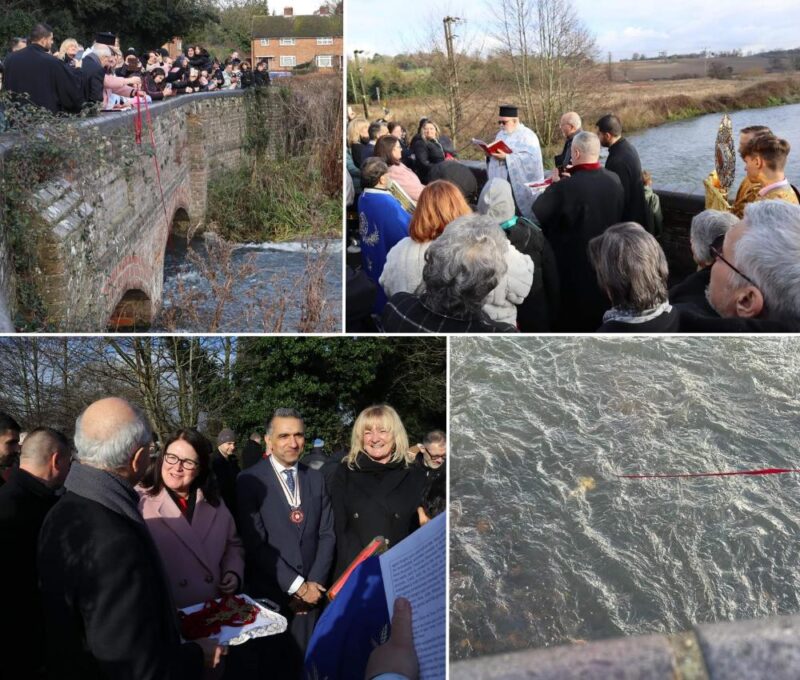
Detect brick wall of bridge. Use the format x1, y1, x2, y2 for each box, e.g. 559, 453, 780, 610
0, 88, 286, 331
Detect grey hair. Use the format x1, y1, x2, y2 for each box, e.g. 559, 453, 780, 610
92, 44, 113, 59
690, 209, 739, 265
419, 214, 508, 317
571, 131, 600, 160
735, 201, 800, 321
589, 221, 669, 311
562, 111, 581, 129
74, 401, 151, 470
266, 408, 304, 435
423, 429, 446, 446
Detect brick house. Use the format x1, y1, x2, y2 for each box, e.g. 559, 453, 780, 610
251, 7, 343, 73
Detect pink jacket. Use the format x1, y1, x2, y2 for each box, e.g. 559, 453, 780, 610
137, 486, 245, 608
388, 162, 425, 202
103, 73, 137, 108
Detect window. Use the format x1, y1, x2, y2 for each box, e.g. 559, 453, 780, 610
317, 55, 333, 67
279, 38, 296, 46
259, 38, 269, 46
280, 56, 296, 67
317, 37, 334, 45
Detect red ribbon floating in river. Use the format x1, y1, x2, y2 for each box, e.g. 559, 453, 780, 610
617, 468, 800, 479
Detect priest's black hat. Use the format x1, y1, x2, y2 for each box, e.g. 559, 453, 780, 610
498, 104, 518, 117
94, 32, 116, 46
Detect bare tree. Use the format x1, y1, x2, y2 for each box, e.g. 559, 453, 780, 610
492, 0, 596, 149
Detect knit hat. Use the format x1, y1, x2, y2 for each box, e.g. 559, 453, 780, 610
477, 178, 516, 223
217, 429, 236, 445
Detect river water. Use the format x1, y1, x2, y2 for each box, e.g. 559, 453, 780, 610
155, 237, 342, 332
626, 103, 800, 194
450, 336, 800, 661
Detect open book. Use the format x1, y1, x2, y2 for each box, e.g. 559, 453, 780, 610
304, 512, 446, 680
472, 138, 513, 155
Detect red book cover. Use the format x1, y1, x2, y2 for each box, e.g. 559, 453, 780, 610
472, 138, 513, 155
327, 536, 389, 601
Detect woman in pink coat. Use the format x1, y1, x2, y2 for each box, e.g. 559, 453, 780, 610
137, 428, 245, 610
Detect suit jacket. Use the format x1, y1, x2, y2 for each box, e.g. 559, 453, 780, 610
605, 137, 651, 229
138, 487, 245, 608
533, 165, 625, 331
38, 490, 202, 680
0, 468, 60, 679
236, 460, 335, 607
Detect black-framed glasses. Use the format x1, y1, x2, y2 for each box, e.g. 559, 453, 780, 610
498, 119, 511, 126
709, 234, 756, 286
164, 452, 199, 470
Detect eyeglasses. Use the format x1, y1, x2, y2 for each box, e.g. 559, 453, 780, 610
498, 119, 512, 126
164, 452, 199, 470
709, 234, 756, 286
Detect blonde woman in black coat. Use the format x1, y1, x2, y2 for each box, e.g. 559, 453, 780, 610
329, 404, 427, 577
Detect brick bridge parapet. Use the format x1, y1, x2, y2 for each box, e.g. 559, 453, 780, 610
0, 88, 285, 330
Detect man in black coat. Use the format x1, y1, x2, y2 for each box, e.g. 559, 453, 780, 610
236, 408, 335, 677
2, 23, 83, 114
0, 412, 21, 488
533, 130, 624, 331
212, 428, 240, 515
597, 114, 651, 231
554, 111, 582, 172
240, 431, 264, 469
80, 43, 114, 105
0, 428, 71, 680
37, 397, 218, 680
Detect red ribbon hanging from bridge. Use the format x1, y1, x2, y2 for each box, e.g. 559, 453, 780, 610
617, 468, 800, 479
134, 95, 171, 240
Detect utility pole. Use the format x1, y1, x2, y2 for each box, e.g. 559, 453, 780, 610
442, 16, 462, 147
352, 50, 370, 119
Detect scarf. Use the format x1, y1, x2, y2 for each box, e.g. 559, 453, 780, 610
602, 301, 672, 325
64, 461, 144, 526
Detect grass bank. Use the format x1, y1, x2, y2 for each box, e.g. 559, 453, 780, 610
206, 158, 341, 242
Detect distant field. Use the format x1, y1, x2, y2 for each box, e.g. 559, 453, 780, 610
613, 55, 775, 81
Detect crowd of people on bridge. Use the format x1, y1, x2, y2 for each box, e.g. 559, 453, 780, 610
346, 105, 800, 333
0, 24, 271, 115
0, 401, 445, 679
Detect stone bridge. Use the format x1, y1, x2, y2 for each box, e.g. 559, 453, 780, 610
0, 88, 285, 331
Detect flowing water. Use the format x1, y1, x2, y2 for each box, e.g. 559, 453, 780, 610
155, 237, 341, 332
450, 336, 800, 660
625, 103, 800, 194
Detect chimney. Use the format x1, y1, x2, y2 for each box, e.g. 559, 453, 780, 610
283, 6, 293, 16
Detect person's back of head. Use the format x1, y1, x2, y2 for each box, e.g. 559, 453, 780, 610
20, 427, 71, 486
29, 23, 52, 46
571, 130, 601, 164
421, 213, 508, 317
74, 397, 151, 472
374, 134, 399, 165
347, 117, 368, 145
477, 178, 516, 223
589, 221, 668, 312
409, 180, 472, 243
368, 121, 384, 142
596, 113, 622, 139
361, 157, 389, 189
737, 201, 800, 322
690, 209, 739, 267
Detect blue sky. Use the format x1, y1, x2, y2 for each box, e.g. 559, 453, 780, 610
346, 0, 800, 59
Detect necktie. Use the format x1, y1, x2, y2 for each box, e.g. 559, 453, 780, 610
283, 468, 295, 495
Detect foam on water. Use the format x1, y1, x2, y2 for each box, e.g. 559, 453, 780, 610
451, 337, 800, 660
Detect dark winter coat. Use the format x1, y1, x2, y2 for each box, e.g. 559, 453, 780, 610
533, 164, 625, 331
329, 452, 427, 577
0, 468, 60, 679
605, 137, 652, 230
37, 485, 202, 680
211, 451, 240, 518
411, 136, 446, 182
80, 52, 106, 104
668, 267, 716, 316
2, 44, 84, 113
